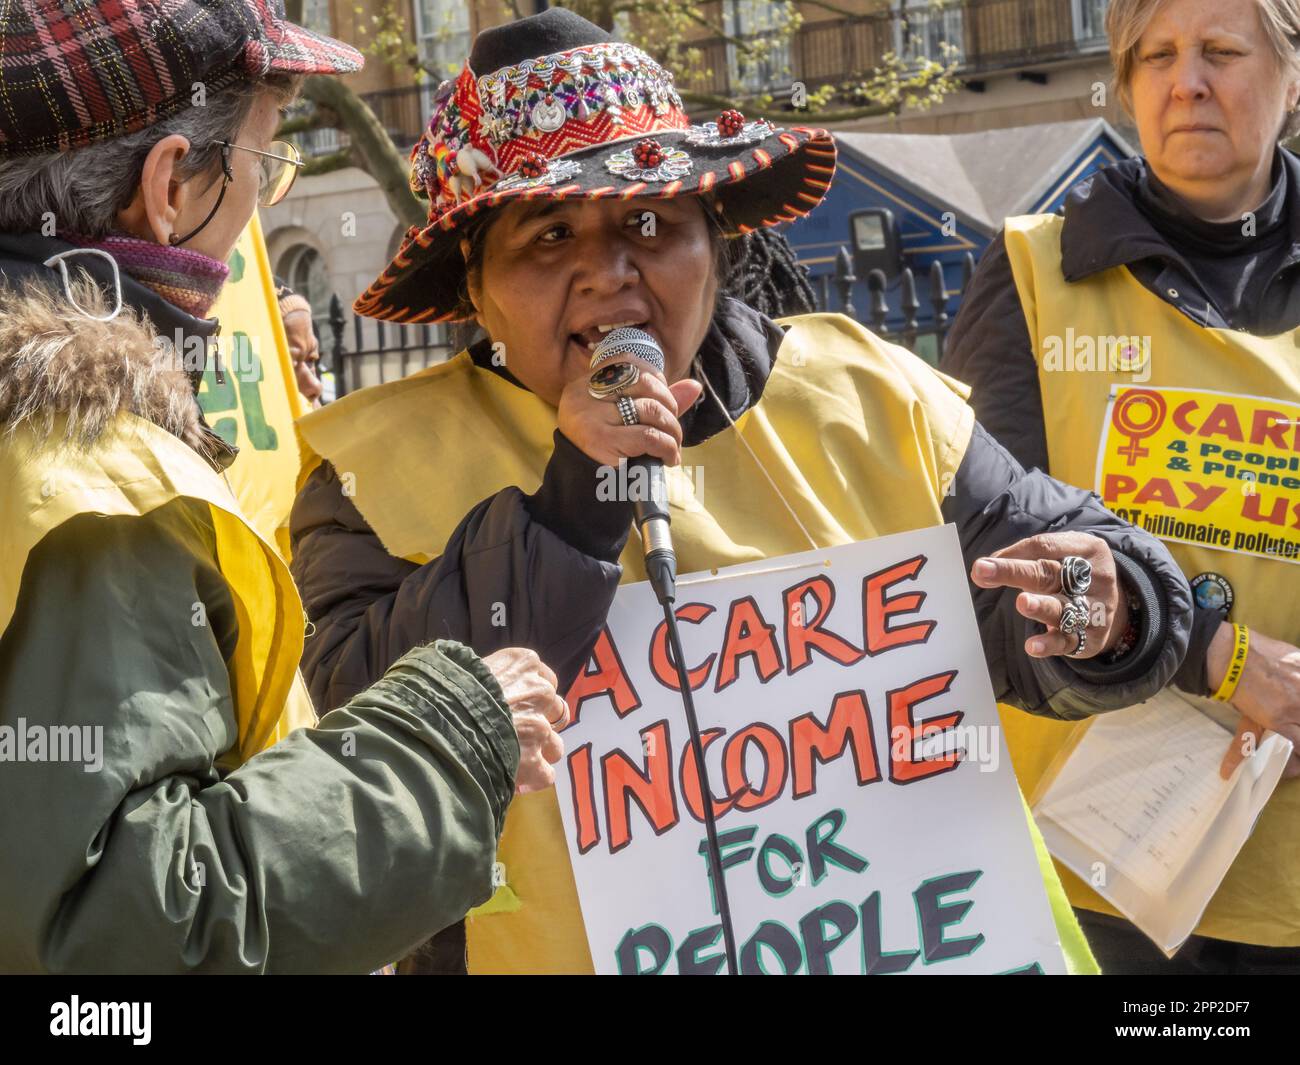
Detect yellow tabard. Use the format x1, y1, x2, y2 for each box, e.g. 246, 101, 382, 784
1004, 212, 1300, 946
0, 414, 314, 769
297, 311, 1098, 973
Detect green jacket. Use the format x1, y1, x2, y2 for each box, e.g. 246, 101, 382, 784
0, 498, 519, 973
0, 260, 520, 974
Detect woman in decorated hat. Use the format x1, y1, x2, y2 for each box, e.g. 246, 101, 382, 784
290, 7, 1196, 975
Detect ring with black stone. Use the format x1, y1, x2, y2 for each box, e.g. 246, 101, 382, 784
588, 360, 641, 400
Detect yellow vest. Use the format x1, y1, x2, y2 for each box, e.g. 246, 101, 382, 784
297, 312, 1099, 973
1003, 212, 1300, 946
0, 414, 314, 769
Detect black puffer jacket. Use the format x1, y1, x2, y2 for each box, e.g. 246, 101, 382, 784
290, 296, 1194, 973
291, 297, 1192, 720
940, 148, 1300, 695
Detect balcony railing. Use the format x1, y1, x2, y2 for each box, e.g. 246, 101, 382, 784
358, 84, 436, 152
291, 0, 1111, 159
683, 0, 1111, 100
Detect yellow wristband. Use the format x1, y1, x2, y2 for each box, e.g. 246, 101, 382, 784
1212, 623, 1250, 703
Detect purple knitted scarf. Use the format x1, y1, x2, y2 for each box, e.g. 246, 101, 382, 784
59, 228, 231, 319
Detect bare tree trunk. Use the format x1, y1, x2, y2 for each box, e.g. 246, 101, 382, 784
278, 3, 425, 228
300, 75, 427, 230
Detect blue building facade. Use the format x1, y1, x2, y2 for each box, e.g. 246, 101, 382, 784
784, 119, 1134, 362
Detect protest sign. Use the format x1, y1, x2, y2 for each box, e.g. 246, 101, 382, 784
555, 523, 1067, 975
198, 212, 306, 548
1097, 385, 1300, 564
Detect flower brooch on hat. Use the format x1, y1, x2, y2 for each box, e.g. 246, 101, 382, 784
605, 137, 692, 182
494, 150, 582, 192
683, 108, 778, 148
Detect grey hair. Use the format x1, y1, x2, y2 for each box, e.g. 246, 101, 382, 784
0, 73, 304, 238
1107, 0, 1300, 140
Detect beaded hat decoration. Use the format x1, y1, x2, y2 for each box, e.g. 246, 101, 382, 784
354, 8, 836, 324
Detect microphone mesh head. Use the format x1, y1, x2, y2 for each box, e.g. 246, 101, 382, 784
589, 326, 664, 373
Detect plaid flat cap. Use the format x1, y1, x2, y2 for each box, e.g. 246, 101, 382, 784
0, 0, 363, 155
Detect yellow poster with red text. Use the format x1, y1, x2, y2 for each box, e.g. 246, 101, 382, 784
197, 212, 305, 554
1096, 386, 1300, 564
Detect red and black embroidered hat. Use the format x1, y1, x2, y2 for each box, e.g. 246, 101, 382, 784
354, 7, 836, 324
0, 0, 363, 156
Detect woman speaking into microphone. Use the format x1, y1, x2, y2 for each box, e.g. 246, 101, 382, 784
289, 8, 1194, 974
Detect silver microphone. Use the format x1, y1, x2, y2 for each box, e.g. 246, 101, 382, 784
589, 326, 665, 374
590, 327, 676, 604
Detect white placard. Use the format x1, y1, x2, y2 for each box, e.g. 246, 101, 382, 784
556, 523, 1066, 975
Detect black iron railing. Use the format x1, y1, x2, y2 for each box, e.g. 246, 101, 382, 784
324, 294, 455, 396
812, 246, 978, 365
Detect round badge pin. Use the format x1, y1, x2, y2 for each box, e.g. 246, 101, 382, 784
1190, 572, 1234, 614
530, 94, 567, 133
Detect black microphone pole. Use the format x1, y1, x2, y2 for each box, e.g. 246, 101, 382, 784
630, 457, 740, 976
592, 326, 740, 974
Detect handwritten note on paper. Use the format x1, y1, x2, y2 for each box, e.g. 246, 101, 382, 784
1035, 692, 1236, 894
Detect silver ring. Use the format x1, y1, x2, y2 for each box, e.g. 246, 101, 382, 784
1060, 556, 1093, 597
1058, 595, 1090, 636
1058, 595, 1089, 657
616, 395, 639, 426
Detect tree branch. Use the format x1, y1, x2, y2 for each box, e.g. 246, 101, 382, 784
300, 75, 426, 228
301, 149, 356, 178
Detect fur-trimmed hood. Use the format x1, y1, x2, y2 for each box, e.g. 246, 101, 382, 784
0, 272, 224, 463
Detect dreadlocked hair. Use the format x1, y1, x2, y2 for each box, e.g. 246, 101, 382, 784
721, 226, 817, 319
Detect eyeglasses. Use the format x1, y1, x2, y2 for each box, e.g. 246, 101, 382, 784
228, 139, 304, 207
170, 140, 303, 247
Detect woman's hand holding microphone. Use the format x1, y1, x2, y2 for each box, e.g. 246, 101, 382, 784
488, 332, 703, 798
557, 340, 702, 468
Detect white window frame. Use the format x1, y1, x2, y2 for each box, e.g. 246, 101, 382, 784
300, 0, 332, 36
413, 0, 471, 123
722, 0, 794, 98
893, 0, 965, 67
1071, 0, 1111, 46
